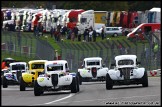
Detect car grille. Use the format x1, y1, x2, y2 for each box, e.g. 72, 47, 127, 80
51, 74, 58, 86
91, 67, 97, 78
119, 67, 133, 80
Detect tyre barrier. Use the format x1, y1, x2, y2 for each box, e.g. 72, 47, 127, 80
147, 69, 161, 77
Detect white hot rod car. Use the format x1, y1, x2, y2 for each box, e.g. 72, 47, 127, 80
2, 62, 28, 88
34, 60, 79, 96
77, 57, 109, 85
106, 55, 148, 90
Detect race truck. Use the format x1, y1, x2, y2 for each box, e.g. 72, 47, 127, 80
106, 55, 148, 90
77, 57, 109, 85
2, 62, 28, 88
19, 60, 47, 91
34, 60, 79, 96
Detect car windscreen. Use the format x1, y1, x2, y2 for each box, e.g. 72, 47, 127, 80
47, 64, 63, 71
31, 64, 44, 69
87, 60, 100, 66
12, 64, 25, 70
118, 59, 134, 65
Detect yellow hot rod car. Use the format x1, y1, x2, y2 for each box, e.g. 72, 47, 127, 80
19, 60, 47, 91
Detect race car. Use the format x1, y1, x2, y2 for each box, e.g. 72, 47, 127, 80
77, 57, 109, 85
106, 55, 148, 90
34, 60, 79, 96
19, 60, 47, 91
2, 62, 28, 88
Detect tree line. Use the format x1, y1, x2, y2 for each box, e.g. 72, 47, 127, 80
1, 1, 160, 11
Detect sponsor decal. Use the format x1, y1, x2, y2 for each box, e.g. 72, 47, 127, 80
39, 78, 44, 82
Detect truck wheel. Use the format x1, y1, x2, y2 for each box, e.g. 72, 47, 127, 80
106, 73, 113, 90
77, 72, 82, 85
34, 80, 44, 96
142, 71, 148, 87
19, 76, 26, 91
3, 76, 8, 88
70, 77, 77, 93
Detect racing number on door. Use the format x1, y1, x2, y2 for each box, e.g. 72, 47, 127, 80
65, 77, 70, 81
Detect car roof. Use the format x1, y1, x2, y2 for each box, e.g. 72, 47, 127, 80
28, 60, 48, 64
115, 55, 137, 60
45, 60, 68, 65
9, 62, 27, 65
84, 57, 102, 61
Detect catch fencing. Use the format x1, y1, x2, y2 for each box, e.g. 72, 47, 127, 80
58, 31, 161, 72
1, 30, 55, 60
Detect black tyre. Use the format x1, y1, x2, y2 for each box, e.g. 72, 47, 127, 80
3, 76, 8, 88
16, 71, 22, 82
77, 72, 82, 85
70, 77, 77, 93
142, 71, 148, 87
34, 80, 44, 96
106, 73, 113, 90
76, 75, 80, 92
19, 76, 26, 91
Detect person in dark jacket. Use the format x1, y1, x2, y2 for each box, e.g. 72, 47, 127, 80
93, 29, 97, 42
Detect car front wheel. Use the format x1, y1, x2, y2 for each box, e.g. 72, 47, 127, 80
34, 80, 44, 96
106, 73, 113, 90
142, 71, 148, 87
3, 76, 8, 88
70, 77, 78, 93
19, 76, 26, 91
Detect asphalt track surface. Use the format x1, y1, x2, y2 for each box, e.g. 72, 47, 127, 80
1, 77, 161, 106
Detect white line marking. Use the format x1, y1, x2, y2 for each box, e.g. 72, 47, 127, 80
53, 94, 160, 104
44, 93, 75, 105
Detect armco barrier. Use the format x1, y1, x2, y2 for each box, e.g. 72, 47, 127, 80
147, 69, 161, 77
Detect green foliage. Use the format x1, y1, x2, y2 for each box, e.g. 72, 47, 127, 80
1, 1, 160, 11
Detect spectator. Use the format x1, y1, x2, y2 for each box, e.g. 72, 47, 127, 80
92, 29, 97, 42
5, 22, 9, 31
71, 32, 75, 41
118, 44, 123, 54
83, 29, 88, 42
50, 27, 54, 38
101, 26, 105, 40
89, 28, 93, 42
61, 25, 67, 38
73, 26, 79, 39
38, 23, 43, 36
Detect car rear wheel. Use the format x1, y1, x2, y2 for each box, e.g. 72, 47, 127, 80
106, 73, 113, 90
142, 71, 148, 87
34, 80, 44, 96
3, 76, 8, 88
19, 76, 26, 91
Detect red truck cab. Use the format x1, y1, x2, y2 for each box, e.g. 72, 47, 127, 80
67, 9, 84, 30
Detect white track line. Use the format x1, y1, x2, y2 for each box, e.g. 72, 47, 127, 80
44, 93, 75, 105
52, 94, 160, 104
